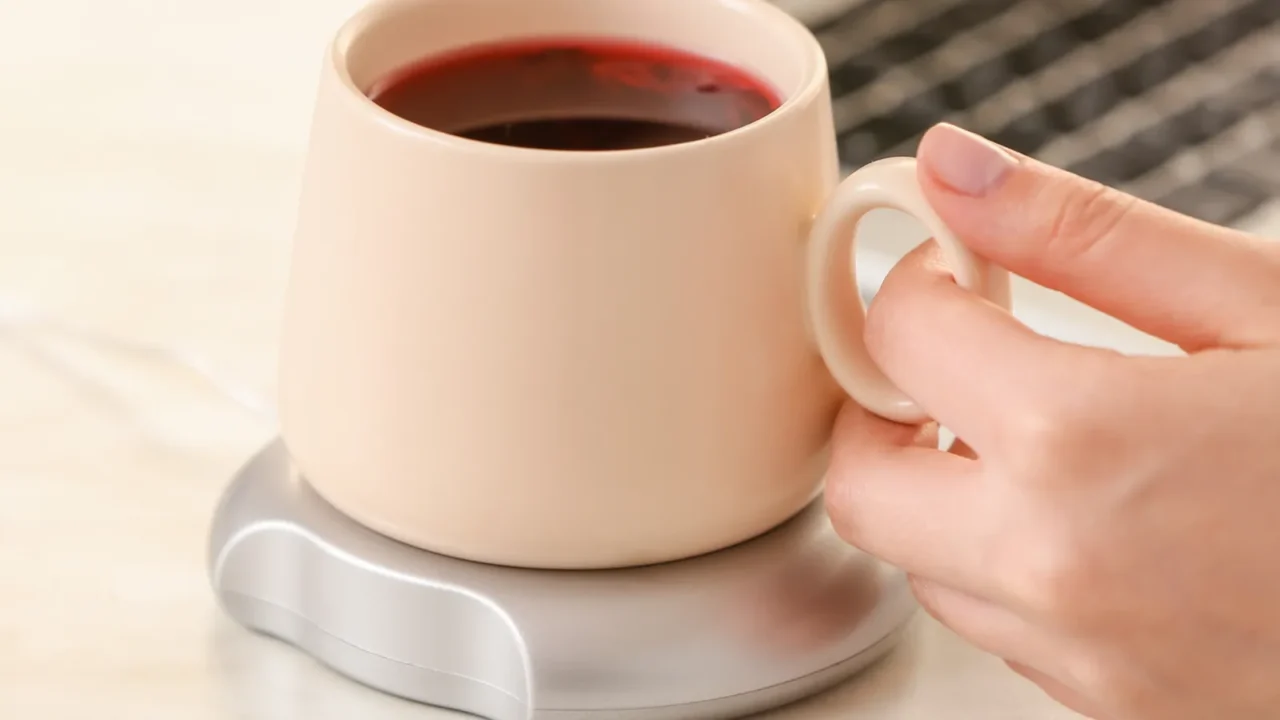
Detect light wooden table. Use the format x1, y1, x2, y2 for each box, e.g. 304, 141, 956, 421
1, 1, 1270, 718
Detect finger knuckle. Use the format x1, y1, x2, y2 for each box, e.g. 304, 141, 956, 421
906, 575, 947, 618
824, 474, 868, 547
1042, 180, 1139, 267
1005, 407, 1077, 463
1067, 654, 1118, 704
999, 407, 1089, 481
998, 354, 1121, 475
1067, 651, 1148, 716
998, 526, 1094, 623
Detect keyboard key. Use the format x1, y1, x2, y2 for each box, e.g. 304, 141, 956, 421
809, 0, 1280, 226
1158, 175, 1271, 224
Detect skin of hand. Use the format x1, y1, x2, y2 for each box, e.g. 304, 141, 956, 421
825, 123, 1280, 720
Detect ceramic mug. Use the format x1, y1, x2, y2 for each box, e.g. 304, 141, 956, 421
278, 0, 1011, 569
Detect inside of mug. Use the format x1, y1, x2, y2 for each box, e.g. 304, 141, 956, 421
337, 0, 820, 107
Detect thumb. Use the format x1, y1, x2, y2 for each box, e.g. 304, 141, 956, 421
916, 123, 1280, 352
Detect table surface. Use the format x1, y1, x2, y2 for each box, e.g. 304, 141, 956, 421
1, 1, 1274, 718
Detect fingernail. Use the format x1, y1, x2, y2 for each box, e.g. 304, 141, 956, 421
921, 123, 1018, 197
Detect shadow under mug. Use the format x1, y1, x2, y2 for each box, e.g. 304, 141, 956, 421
277, 0, 1012, 570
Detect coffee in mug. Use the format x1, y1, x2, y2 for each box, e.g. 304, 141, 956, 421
370, 38, 782, 151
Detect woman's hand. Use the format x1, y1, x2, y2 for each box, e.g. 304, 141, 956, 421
825, 123, 1280, 720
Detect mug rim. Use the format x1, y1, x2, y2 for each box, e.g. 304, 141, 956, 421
325, 0, 829, 163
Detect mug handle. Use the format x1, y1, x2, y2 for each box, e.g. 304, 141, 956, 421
806, 157, 1012, 425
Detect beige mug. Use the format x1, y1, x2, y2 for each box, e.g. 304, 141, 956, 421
278, 0, 1012, 569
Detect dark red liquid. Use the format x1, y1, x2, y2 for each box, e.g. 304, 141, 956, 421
369, 38, 782, 151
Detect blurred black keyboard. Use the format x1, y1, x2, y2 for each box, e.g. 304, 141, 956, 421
807, 0, 1280, 226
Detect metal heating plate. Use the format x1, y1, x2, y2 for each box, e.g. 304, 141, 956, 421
208, 441, 917, 719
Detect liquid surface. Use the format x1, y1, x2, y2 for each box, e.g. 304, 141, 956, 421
369, 38, 782, 151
